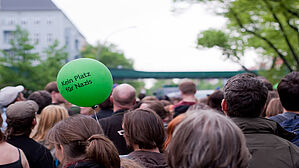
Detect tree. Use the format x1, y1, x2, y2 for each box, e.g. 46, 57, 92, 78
0, 26, 40, 90
81, 43, 134, 69
0, 26, 69, 90
81, 42, 146, 92
35, 40, 68, 87
180, 0, 299, 83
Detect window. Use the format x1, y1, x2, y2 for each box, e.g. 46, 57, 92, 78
21, 19, 28, 25
3, 49, 14, 57
46, 18, 53, 24
34, 33, 39, 43
3, 30, 14, 44
47, 33, 53, 43
34, 18, 41, 24
8, 18, 15, 25
75, 39, 79, 50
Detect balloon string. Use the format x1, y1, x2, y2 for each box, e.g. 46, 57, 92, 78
92, 105, 100, 123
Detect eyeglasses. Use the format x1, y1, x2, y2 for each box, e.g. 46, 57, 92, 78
117, 130, 124, 136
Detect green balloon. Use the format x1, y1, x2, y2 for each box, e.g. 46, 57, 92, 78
57, 58, 113, 107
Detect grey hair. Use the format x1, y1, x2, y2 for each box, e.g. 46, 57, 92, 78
167, 110, 250, 168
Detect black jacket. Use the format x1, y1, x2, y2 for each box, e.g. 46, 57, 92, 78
232, 117, 299, 168
98, 109, 132, 155
66, 160, 105, 168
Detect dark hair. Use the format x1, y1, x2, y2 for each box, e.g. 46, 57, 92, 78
223, 73, 268, 117
5, 116, 34, 137
0, 115, 5, 142
28, 90, 52, 114
123, 109, 165, 150
138, 93, 146, 101
278, 72, 299, 111
167, 110, 250, 168
47, 115, 120, 168
179, 79, 196, 94
256, 76, 273, 91
99, 94, 113, 110
207, 90, 224, 112
140, 100, 168, 119
45, 81, 59, 93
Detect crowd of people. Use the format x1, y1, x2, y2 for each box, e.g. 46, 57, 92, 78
0, 71, 299, 168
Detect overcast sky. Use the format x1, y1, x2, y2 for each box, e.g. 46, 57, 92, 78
52, 0, 257, 72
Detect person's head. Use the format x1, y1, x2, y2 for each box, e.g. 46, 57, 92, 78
187, 103, 211, 112
163, 114, 185, 151
138, 93, 146, 101
33, 105, 69, 142
140, 100, 168, 120
261, 90, 279, 117
265, 98, 283, 118
167, 110, 250, 168
179, 79, 196, 95
45, 81, 67, 104
47, 115, 120, 167
111, 84, 136, 110
0, 85, 25, 108
198, 97, 208, 104
142, 96, 158, 101
0, 115, 5, 142
277, 72, 299, 111
207, 90, 224, 112
5, 100, 39, 137
123, 109, 165, 151
28, 90, 52, 114
99, 94, 113, 110
256, 76, 273, 91
222, 73, 268, 117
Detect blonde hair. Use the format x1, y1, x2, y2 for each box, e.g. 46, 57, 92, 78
33, 105, 69, 142
265, 98, 283, 118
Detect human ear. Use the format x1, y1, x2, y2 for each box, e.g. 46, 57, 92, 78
221, 99, 228, 116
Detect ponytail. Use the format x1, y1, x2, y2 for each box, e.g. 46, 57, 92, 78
86, 134, 120, 168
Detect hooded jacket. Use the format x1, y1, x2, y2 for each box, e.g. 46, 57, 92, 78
231, 117, 299, 168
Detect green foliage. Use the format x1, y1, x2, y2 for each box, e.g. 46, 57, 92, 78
184, 0, 299, 81
0, 26, 40, 89
114, 79, 145, 94
0, 26, 69, 90
81, 43, 134, 69
81, 43, 144, 91
197, 79, 223, 90
35, 40, 68, 87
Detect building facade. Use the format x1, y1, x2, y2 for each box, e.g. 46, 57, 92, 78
0, 0, 86, 61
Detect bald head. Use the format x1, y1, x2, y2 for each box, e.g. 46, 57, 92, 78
112, 84, 136, 109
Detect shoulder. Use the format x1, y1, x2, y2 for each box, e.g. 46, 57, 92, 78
269, 114, 288, 123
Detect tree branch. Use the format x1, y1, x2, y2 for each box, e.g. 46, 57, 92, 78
263, 0, 299, 68
271, 56, 277, 69
281, 4, 299, 17
231, 9, 293, 72
284, 14, 299, 33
